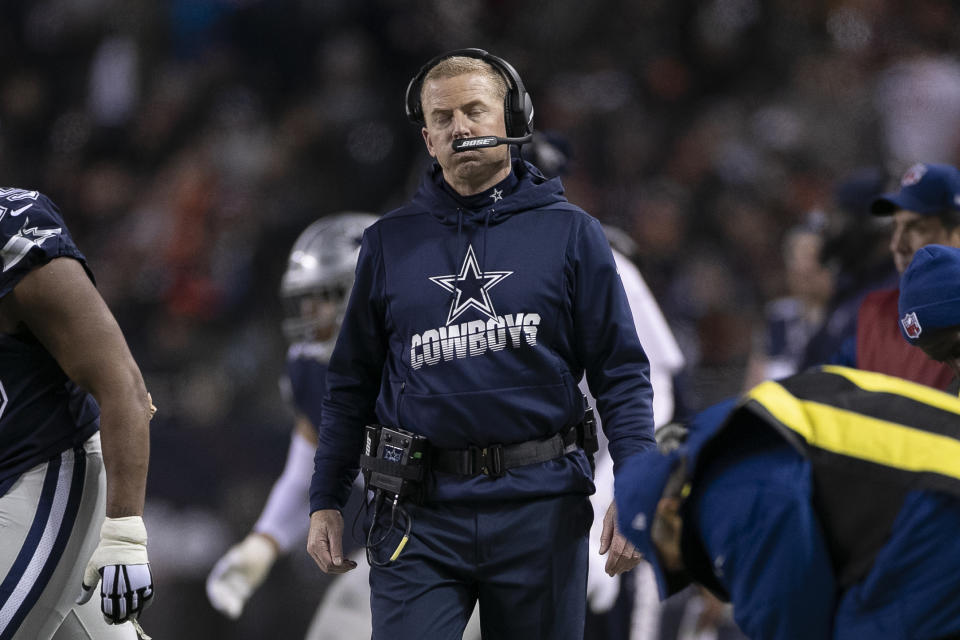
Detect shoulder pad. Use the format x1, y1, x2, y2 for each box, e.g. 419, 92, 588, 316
0, 189, 86, 295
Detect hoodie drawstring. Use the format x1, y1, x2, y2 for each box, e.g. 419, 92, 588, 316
447, 208, 494, 310
451, 209, 464, 305
482, 209, 492, 274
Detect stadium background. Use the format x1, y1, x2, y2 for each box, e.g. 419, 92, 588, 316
1, 0, 959, 637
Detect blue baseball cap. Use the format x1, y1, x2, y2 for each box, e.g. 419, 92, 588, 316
870, 163, 960, 216
898, 244, 960, 343
614, 397, 740, 600
615, 448, 680, 600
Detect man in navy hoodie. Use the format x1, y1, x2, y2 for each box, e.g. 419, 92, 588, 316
306, 49, 655, 639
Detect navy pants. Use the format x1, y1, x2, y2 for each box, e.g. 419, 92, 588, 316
368, 493, 592, 640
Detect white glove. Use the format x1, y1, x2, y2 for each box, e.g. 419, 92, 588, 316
206, 533, 278, 619
76, 516, 154, 625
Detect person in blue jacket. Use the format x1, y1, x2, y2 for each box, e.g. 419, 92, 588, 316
306, 48, 655, 639
615, 365, 960, 640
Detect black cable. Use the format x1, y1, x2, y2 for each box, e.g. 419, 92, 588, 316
365, 493, 413, 567
349, 489, 372, 547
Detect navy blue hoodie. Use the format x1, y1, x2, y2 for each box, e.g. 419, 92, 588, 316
310, 159, 654, 511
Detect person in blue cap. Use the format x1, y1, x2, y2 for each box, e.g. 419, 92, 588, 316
615, 364, 960, 640
898, 243, 960, 384
828, 163, 960, 390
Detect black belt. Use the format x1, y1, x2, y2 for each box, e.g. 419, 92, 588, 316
431, 424, 581, 478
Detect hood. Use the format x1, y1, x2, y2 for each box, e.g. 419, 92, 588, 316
411, 156, 568, 227
615, 397, 740, 600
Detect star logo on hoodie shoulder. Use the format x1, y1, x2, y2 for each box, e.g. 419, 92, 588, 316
490, 188, 503, 203
429, 244, 513, 325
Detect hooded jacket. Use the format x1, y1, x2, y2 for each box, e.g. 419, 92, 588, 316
616, 366, 960, 640
310, 158, 654, 511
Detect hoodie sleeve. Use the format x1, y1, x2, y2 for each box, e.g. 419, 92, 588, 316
309, 227, 387, 512
573, 218, 655, 469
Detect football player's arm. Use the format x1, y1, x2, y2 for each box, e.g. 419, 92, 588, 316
1, 256, 154, 624
3, 257, 151, 515
254, 415, 318, 549
208, 414, 318, 619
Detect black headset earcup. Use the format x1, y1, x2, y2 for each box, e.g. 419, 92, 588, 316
507, 95, 533, 138
503, 95, 515, 138
404, 72, 423, 124
514, 92, 533, 138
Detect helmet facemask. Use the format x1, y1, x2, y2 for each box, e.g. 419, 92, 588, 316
281, 277, 352, 344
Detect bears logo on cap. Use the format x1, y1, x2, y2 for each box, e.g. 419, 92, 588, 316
901, 311, 922, 339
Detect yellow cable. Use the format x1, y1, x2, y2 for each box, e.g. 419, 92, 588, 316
389, 535, 409, 562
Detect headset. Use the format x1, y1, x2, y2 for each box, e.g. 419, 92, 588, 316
404, 48, 534, 148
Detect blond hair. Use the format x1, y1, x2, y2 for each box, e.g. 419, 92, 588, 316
421, 56, 508, 105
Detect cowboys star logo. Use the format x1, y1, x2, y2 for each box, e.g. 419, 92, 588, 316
429, 244, 513, 325
2, 217, 62, 273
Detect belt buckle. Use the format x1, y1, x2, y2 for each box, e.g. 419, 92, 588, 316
478, 444, 504, 478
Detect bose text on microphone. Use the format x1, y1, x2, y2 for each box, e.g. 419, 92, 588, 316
452, 135, 533, 152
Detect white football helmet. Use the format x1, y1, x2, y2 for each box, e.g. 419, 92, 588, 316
280, 212, 378, 347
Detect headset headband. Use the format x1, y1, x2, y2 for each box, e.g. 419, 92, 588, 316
404, 48, 534, 139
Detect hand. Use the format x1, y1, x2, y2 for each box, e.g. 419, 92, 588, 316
307, 509, 357, 574
599, 502, 644, 577
146, 392, 157, 419
206, 533, 278, 619
586, 544, 621, 613
696, 586, 731, 630
76, 516, 154, 624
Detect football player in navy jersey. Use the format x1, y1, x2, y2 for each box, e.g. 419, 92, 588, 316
205, 213, 377, 628
0, 188, 155, 639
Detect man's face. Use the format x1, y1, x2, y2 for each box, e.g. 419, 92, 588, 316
918, 328, 960, 378
301, 295, 339, 342
889, 210, 956, 274
420, 72, 510, 193
785, 231, 833, 305
283, 289, 342, 343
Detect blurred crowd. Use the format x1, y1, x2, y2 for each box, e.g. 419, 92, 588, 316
2, 0, 960, 637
